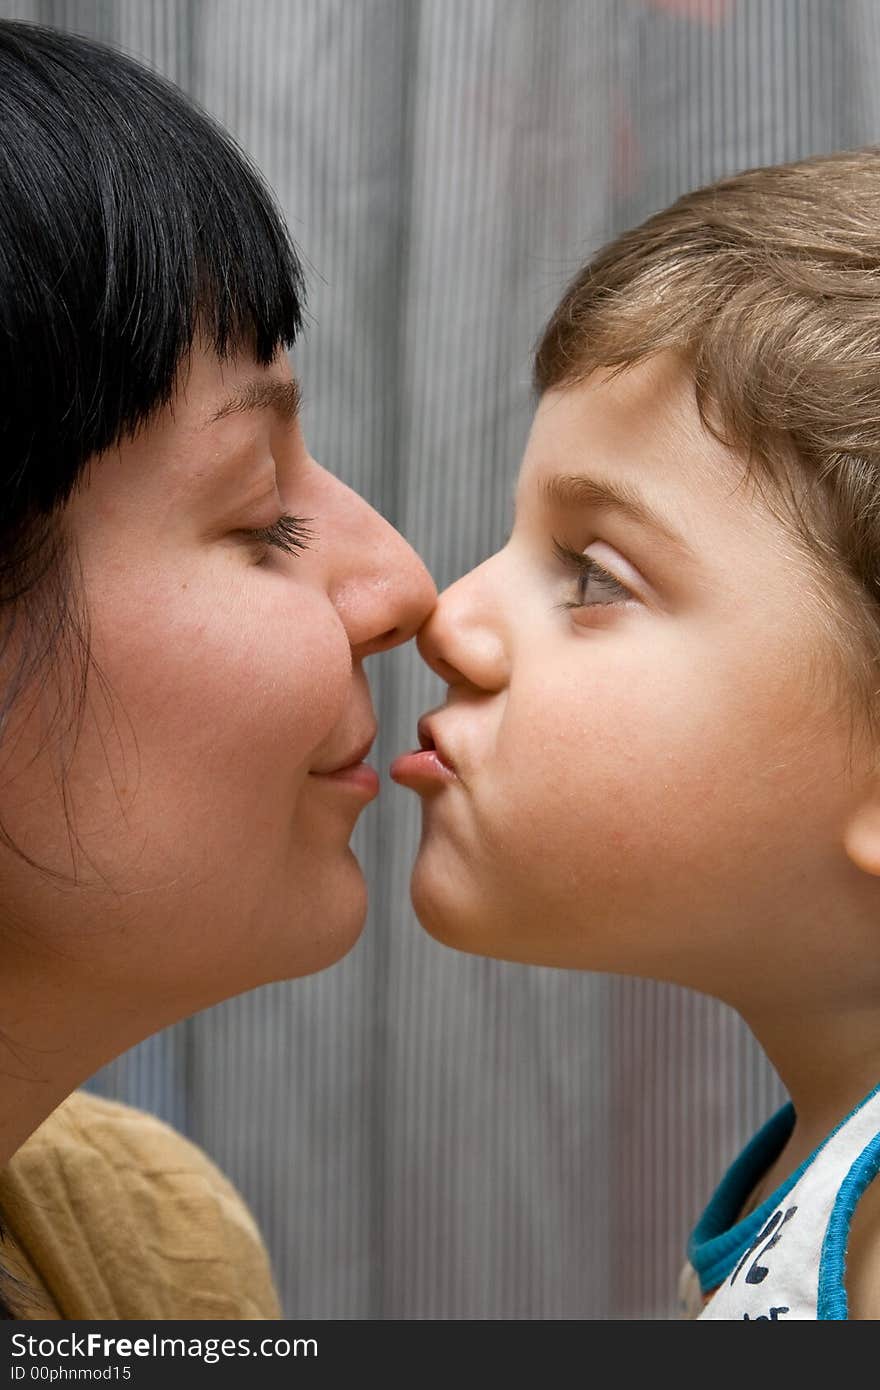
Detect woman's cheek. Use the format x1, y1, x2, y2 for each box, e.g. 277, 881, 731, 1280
196, 582, 351, 762
92, 560, 350, 779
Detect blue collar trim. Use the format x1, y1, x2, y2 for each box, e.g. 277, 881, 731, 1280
687, 1102, 798, 1294
688, 1081, 880, 1296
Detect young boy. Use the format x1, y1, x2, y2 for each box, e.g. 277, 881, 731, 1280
390, 147, 880, 1319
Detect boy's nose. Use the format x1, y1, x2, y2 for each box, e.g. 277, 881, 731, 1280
416, 559, 509, 690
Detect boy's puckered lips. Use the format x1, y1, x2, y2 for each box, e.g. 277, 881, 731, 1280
416, 714, 457, 768
389, 713, 459, 792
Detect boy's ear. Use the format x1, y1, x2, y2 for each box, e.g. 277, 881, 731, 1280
843, 797, 880, 876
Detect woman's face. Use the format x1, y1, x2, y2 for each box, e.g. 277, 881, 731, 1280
1, 346, 436, 1024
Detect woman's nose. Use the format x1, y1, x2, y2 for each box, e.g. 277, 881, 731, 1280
415, 557, 509, 690
337, 494, 438, 660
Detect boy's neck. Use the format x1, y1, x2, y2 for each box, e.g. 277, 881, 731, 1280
741, 1000, 880, 1180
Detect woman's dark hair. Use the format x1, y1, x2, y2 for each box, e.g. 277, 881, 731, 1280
0, 17, 305, 839
0, 17, 306, 1316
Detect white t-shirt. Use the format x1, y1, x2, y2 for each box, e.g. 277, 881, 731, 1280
679, 1083, 880, 1320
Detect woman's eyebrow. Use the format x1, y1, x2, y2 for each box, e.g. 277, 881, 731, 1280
207, 376, 303, 426
528, 471, 698, 562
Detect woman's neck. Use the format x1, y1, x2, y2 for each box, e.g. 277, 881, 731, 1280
0, 958, 176, 1170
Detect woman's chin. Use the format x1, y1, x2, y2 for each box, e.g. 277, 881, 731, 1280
304, 852, 369, 974
252, 850, 369, 986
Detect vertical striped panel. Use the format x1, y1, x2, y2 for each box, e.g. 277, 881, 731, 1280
386, 0, 616, 1318
0, 0, 875, 1318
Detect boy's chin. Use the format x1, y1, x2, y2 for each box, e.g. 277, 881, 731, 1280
410, 867, 485, 956
409, 868, 531, 965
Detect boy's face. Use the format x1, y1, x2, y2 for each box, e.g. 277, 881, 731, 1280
404, 352, 868, 1006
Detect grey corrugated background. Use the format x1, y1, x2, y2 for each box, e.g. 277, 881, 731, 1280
3, 0, 876, 1318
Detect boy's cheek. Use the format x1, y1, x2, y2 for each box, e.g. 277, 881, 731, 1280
491, 689, 823, 875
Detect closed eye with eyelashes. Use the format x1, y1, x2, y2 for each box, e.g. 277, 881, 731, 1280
243, 513, 317, 559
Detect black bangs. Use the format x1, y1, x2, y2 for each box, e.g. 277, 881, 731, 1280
0, 20, 306, 521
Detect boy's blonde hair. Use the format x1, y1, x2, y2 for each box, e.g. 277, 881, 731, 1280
534, 147, 880, 754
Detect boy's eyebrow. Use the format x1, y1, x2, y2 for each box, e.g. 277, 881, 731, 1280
207, 375, 303, 427
530, 471, 697, 561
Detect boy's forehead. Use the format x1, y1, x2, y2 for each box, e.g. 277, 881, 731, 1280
518, 352, 801, 567
522, 354, 738, 504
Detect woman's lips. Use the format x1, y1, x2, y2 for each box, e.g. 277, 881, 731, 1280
310, 761, 380, 800
389, 748, 458, 792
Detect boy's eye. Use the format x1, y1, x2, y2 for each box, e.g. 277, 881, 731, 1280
551, 536, 634, 610
242, 513, 317, 561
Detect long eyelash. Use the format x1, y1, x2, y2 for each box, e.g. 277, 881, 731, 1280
551, 535, 630, 610
247, 513, 317, 557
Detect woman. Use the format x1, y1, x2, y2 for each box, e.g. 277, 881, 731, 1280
0, 20, 435, 1318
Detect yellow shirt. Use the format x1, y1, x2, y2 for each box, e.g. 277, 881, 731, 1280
0, 1089, 282, 1320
